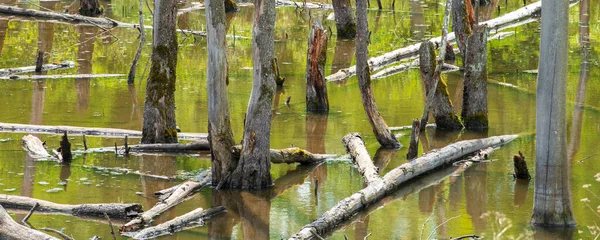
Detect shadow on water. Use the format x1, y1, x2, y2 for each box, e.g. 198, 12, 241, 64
75, 25, 97, 113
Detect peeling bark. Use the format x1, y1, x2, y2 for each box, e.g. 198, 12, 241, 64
342, 133, 382, 185
452, 0, 475, 57
306, 22, 329, 113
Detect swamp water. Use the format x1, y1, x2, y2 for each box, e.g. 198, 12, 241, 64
0, 0, 599, 239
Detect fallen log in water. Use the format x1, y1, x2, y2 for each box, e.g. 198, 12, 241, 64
326, 0, 580, 82
22, 134, 55, 160
0, 61, 74, 76
289, 134, 518, 239
1, 73, 125, 80
127, 206, 226, 239
0, 122, 207, 141
87, 141, 211, 154
120, 171, 211, 232
0, 194, 142, 219
0, 205, 59, 240
342, 133, 382, 185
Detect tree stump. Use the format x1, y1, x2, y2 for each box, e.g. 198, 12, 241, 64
35, 51, 44, 73
461, 25, 489, 130
451, 0, 475, 57
513, 151, 530, 180
60, 132, 72, 163
306, 22, 329, 113
406, 119, 420, 160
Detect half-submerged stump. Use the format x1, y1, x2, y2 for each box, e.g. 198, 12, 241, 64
59, 132, 72, 163
406, 119, 420, 160
513, 151, 530, 180
418, 41, 463, 130
332, 0, 356, 39
462, 25, 489, 130
306, 22, 329, 113
79, 0, 103, 17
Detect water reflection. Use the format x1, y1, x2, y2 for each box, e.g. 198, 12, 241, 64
532, 226, 575, 240
0, 0, 16, 56
373, 147, 397, 173
75, 25, 98, 112
306, 112, 328, 204
465, 163, 487, 230
331, 39, 355, 81
60, 163, 72, 191
513, 178, 529, 207
409, 0, 426, 41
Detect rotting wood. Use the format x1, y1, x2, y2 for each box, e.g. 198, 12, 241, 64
127, 206, 226, 239
461, 24, 489, 130
389, 123, 436, 131
86, 141, 211, 154
325, 0, 580, 82
35, 51, 44, 73
0, 205, 59, 240
342, 133, 382, 185
120, 171, 211, 232
305, 21, 329, 113
1, 73, 125, 80
0, 194, 142, 219
234, 146, 338, 164
59, 132, 72, 163
370, 61, 460, 80
0, 61, 74, 76
406, 119, 420, 160
22, 134, 54, 160
513, 151, 530, 180
289, 134, 518, 239
452, 0, 475, 57
419, 0, 452, 132
1, 122, 207, 141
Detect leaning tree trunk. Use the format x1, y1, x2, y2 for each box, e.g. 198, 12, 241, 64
332, 0, 356, 39
229, 0, 276, 189
79, 0, 103, 17
451, 0, 475, 57
531, 0, 576, 227
141, 0, 178, 144
461, 25, 489, 130
356, 0, 400, 149
419, 41, 462, 130
206, 0, 237, 188
306, 22, 329, 113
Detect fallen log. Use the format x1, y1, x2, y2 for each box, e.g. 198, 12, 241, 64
342, 133, 382, 185
326, 0, 580, 82
289, 134, 518, 239
0, 61, 74, 76
86, 141, 211, 154
235, 146, 338, 164
127, 206, 226, 239
1, 73, 125, 80
120, 171, 211, 232
22, 134, 54, 160
389, 123, 436, 131
277, 0, 333, 9
0, 122, 207, 141
0, 194, 142, 219
80, 165, 175, 180
0, 205, 59, 240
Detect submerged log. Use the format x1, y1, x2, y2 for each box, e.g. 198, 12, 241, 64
418, 41, 463, 130
0, 61, 74, 76
289, 134, 518, 239
0, 122, 207, 141
129, 206, 226, 239
0, 205, 59, 240
513, 151, 531, 180
406, 119, 420, 160
1, 73, 125, 80
305, 22, 329, 113
120, 171, 211, 232
326, 0, 580, 82
234, 146, 338, 164
0, 194, 142, 219
22, 134, 54, 160
342, 133, 382, 185
461, 25, 489, 130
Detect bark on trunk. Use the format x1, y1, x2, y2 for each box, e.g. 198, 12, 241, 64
406, 119, 420, 160
418, 41, 463, 130
451, 0, 475, 57
0, 194, 142, 219
121, 171, 211, 232
461, 25, 489, 130
228, 0, 276, 189
289, 134, 517, 239
129, 207, 225, 239
531, 0, 576, 227
141, 0, 178, 144
513, 151, 530, 180
305, 22, 329, 113
0, 61, 74, 76
0, 205, 59, 240
2, 122, 206, 141
342, 133, 382, 185
206, 0, 237, 189
79, 0, 103, 17
127, 0, 146, 85
356, 0, 400, 149
332, 0, 356, 39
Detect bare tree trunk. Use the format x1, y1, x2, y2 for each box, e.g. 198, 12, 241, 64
306, 22, 329, 113
356, 0, 400, 149
206, 0, 237, 188
531, 0, 576, 227
406, 119, 420, 160
79, 0, 103, 17
451, 0, 475, 57
229, 0, 276, 189
332, 0, 356, 39
461, 25, 488, 130
419, 41, 462, 130
141, 0, 178, 144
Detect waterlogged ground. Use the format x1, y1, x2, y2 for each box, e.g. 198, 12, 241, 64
0, 0, 599, 239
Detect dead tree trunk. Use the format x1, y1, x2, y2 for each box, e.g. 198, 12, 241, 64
141, 0, 178, 144
206, 0, 237, 188
531, 0, 576, 227
406, 119, 420, 160
342, 133, 382, 185
332, 0, 356, 39
228, 0, 276, 189
513, 151, 530, 180
356, 0, 400, 149
451, 0, 475, 57
79, 0, 103, 17
130, 206, 225, 239
461, 25, 489, 130
306, 22, 329, 113
0, 205, 58, 240
418, 41, 463, 130
59, 132, 72, 163
127, 0, 146, 85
